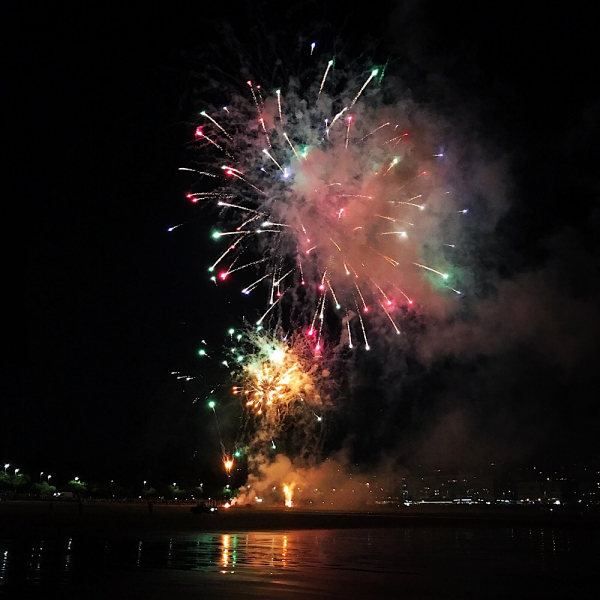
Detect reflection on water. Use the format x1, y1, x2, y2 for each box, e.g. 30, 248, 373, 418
0, 527, 598, 596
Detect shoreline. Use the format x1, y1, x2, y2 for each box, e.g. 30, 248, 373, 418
1, 500, 598, 540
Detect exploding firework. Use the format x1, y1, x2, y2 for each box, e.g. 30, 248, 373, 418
175, 44, 466, 351
231, 329, 332, 454
233, 331, 325, 415
196, 326, 333, 466
174, 37, 474, 503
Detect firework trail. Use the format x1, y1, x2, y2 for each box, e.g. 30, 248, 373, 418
174, 44, 467, 353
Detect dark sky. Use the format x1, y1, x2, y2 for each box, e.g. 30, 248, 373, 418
3, 2, 599, 485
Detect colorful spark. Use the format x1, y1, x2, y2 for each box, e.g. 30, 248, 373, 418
180, 49, 464, 351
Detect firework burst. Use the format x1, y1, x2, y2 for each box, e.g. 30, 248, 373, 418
175, 45, 467, 352
196, 326, 333, 467
231, 329, 332, 449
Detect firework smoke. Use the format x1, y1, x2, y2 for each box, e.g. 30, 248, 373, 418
180, 39, 482, 494
179, 48, 467, 352
232, 452, 406, 509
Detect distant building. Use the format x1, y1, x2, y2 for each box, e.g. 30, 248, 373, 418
406, 470, 494, 503
516, 479, 562, 504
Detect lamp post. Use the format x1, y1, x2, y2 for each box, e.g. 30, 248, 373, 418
40, 471, 44, 482
3, 464, 8, 473
14, 468, 20, 476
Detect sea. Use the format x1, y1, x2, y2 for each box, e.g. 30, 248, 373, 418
1, 525, 598, 598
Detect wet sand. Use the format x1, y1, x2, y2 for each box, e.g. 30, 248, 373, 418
1, 500, 597, 539
2, 503, 598, 599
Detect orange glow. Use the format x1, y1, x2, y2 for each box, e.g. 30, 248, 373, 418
283, 484, 294, 507
222, 534, 229, 567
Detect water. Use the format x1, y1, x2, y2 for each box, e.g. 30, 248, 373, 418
1, 526, 598, 598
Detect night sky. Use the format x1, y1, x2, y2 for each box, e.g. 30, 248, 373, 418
4, 2, 599, 486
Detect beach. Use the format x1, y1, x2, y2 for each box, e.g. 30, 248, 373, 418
1, 501, 599, 598
1, 500, 597, 540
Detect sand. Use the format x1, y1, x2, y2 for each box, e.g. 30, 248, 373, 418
1, 500, 597, 540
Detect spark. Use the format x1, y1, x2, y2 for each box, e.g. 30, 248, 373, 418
217, 201, 260, 212
283, 132, 301, 160
276, 89, 283, 121
200, 110, 232, 139
317, 59, 334, 100
262, 149, 285, 173
345, 115, 353, 150
379, 230, 408, 237
247, 80, 260, 113
256, 294, 284, 325
381, 302, 401, 335
225, 258, 268, 276
242, 273, 271, 294
383, 156, 400, 175
359, 122, 390, 141
413, 263, 449, 279
195, 127, 226, 153
329, 106, 348, 130
259, 117, 272, 147
178, 168, 219, 178
397, 201, 426, 210
349, 69, 378, 108
355, 300, 369, 349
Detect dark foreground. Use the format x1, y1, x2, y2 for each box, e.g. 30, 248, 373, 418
1, 502, 599, 598
1, 500, 598, 538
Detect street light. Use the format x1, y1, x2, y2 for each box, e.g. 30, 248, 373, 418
74, 476, 79, 481
143, 480, 147, 487
47, 474, 52, 481
14, 468, 20, 475
40, 471, 44, 481
3, 464, 8, 473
